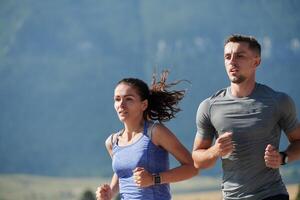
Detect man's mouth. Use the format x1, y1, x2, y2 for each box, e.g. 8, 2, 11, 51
230, 68, 238, 73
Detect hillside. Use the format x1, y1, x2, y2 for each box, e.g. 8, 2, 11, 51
0, 0, 300, 178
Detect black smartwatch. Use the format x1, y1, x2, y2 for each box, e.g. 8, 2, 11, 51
152, 173, 161, 185
279, 151, 288, 165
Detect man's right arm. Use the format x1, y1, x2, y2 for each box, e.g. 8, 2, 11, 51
192, 132, 233, 169
192, 136, 217, 169
193, 98, 233, 169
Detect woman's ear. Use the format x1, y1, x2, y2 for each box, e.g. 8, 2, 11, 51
141, 99, 148, 111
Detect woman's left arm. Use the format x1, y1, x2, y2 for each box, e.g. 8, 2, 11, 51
151, 124, 199, 184
133, 124, 199, 187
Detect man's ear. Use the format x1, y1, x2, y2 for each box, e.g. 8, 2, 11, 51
254, 56, 261, 68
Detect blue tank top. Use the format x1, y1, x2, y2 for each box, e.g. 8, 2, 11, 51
112, 121, 171, 200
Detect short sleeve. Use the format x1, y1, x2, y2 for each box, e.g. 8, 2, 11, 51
196, 98, 216, 140
278, 93, 299, 134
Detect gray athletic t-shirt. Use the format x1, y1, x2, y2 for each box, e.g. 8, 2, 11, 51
196, 83, 298, 200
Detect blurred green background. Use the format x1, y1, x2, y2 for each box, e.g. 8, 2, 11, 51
0, 0, 299, 183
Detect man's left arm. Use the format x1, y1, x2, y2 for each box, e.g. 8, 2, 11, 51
264, 125, 300, 168
284, 124, 300, 163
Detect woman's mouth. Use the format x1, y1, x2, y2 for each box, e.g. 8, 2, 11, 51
118, 110, 128, 115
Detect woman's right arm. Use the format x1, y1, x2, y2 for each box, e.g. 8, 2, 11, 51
96, 135, 119, 200
109, 173, 119, 197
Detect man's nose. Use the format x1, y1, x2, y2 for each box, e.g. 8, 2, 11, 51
229, 55, 237, 65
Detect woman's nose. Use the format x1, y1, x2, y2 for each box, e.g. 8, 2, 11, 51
119, 99, 126, 107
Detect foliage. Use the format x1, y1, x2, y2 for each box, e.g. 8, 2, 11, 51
114, 193, 121, 200
296, 184, 300, 200
80, 190, 96, 200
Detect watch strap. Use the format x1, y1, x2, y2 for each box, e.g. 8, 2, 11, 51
279, 151, 288, 165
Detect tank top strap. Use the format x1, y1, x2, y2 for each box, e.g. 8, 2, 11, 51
142, 120, 148, 135
145, 121, 158, 139
111, 129, 124, 146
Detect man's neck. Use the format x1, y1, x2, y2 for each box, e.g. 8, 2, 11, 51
230, 81, 256, 98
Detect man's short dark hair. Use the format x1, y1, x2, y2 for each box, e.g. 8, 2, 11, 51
225, 34, 261, 57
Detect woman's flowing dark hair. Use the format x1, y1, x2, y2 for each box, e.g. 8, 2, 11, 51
117, 70, 188, 122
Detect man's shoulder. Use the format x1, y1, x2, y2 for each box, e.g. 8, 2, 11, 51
198, 87, 228, 109
207, 87, 228, 101
256, 83, 276, 93
257, 83, 289, 99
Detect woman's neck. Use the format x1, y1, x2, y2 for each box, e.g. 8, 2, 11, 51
123, 120, 145, 138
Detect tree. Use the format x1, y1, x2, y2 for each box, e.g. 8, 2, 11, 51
114, 193, 121, 200
80, 189, 96, 200
296, 184, 300, 200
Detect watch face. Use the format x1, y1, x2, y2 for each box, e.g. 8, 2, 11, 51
154, 175, 161, 184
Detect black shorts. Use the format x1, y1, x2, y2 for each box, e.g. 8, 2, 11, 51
262, 194, 289, 200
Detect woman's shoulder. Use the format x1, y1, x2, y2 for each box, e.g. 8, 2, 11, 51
147, 121, 166, 135
147, 121, 172, 141
105, 130, 123, 148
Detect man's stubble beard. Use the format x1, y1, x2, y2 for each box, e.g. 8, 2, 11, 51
230, 75, 246, 84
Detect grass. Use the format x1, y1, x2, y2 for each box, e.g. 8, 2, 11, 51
0, 174, 105, 200
0, 174, 298, 200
